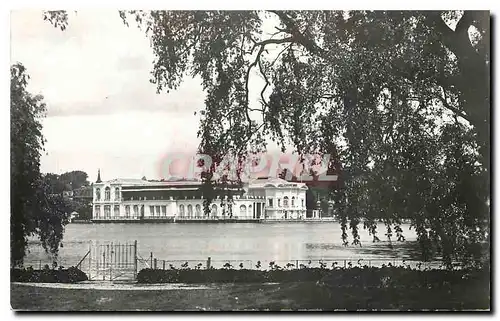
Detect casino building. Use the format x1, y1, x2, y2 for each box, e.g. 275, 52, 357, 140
91, 170, 309, 222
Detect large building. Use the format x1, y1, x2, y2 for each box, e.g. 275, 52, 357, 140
92, 171, 309, 222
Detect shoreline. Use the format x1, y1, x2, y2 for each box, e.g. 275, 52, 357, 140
75, 218, 339, 224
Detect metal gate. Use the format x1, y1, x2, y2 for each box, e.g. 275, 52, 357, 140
84, 241, 138, 281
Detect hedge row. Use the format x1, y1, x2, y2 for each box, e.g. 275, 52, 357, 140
138, 268, 330, 283
137, 266, 489, 287
11, 267, 88, 283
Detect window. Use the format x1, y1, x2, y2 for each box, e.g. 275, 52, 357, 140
256, 202, 262, 217
195, 204, 202, 217
150, 206, 155, 216
114, 187, 120, 200
114, 205, 120, 217
104, 205, 111, 218
268, 198, 273, 207
95, 188, 101, 201
211, 204, 217, 217
187, 204, 193, 218
104, 187, 110, 201
278, 198, 281, 207
239, 205, 247, 217
301, 199, 304, 207
156, 206, 161, 217
125, 205, 130, 217
283, 196, 289, 207
291, 196, 295, 207
161, 206, 167, 216
179, 204, 185, 217
95, 205, 100, 218
133, 205, 139, 216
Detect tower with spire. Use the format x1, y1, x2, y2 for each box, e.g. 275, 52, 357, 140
96, 169, 102, 183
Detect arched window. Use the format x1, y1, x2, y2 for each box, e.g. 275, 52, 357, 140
95, 205, 100, 218
239, 205, 247, 217
179, 204, 185, 217
195, 204, 202, 218
125, 205, 130, 218
95, 188, 101, 201
114, 187, 120, 200
283, 196, 289, 207
133, 205, 139, 216
211, 204, 217, 217
114, 205, 119, 217
291, 196, 295, 207
187, 204, 193, 218
104, 187, 110, 201
278, 198, 281, 207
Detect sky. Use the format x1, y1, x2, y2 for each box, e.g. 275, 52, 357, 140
10, 10, 212, 182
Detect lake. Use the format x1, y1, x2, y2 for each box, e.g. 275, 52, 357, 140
24, 222, 431, 269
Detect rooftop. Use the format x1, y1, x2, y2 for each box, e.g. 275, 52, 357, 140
249, 177, 308, 189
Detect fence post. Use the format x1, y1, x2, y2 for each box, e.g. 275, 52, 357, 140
163, 260, 165, 270
150, 252, 153, 268
88, 242, 92, 280
344, 260, 346, 268
103, 251, 106, 281
207, 257, 211, 270
296, 260, 298, 269
154, 258, 157, 269
39, 260, 41, 270
133, 240, 137, 279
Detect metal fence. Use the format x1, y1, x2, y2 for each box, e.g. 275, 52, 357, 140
21, 258, 81, 270
137, 254, 453, 271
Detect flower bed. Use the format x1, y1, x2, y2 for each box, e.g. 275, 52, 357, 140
11, 266, 88, 283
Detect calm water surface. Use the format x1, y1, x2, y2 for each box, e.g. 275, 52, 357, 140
25, 222, 422, 268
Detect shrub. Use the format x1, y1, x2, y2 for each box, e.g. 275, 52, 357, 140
136, 266, 488, 291
11, 266, 88, 283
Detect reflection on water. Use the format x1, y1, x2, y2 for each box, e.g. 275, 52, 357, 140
24, 222, 423, 266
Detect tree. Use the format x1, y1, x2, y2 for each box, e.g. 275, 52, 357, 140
43, 173, 66, 194
59, 170, 89, 190
43, 170, 90, 194
46, 10, 490, 267
11, 63, 70, 267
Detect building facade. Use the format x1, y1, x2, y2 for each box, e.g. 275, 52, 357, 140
91, 175, 308, 222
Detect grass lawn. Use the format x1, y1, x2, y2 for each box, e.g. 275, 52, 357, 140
11, 282, 314, 311
11, 280, 490, 311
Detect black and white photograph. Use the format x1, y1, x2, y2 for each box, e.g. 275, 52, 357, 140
9, 7, 491, 311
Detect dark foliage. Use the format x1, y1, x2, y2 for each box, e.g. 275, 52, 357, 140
11, 266, 88, 283
136, 266, 490, 309
11, 63, 71, 267
137, 266, 488, 287
117, 10, 489, 266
